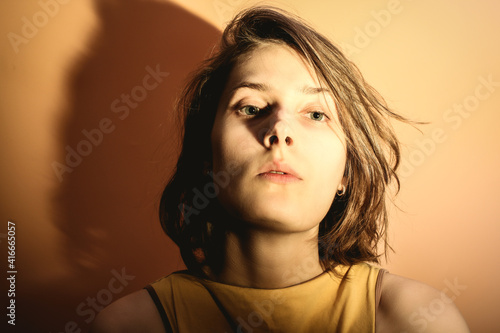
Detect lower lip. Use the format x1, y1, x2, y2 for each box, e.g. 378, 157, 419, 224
258, 173, 300, 184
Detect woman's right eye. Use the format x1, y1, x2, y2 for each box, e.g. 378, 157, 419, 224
239, 105, 261, 116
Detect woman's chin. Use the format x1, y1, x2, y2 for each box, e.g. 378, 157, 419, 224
238, 211, 319, 234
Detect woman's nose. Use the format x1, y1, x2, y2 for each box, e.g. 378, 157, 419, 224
263, 117, 294, 148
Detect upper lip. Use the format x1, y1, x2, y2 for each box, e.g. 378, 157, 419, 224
257, 161, 302, 179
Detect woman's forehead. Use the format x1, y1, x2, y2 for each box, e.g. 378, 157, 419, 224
226, 44, 324, 94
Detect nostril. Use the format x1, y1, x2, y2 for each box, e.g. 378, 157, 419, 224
285, 136, 292, 145
269, 135, 278, 145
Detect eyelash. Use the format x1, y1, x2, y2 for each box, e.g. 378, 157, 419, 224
237, 105, 330, 122
237, 105, 268, 117
239, 105, 261, 116
307, 111, 329, 122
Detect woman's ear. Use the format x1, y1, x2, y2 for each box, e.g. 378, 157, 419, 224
337, 178, 347, 196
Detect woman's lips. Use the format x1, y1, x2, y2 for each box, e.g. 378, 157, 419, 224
257, 161, 302, 184
257, 171, 301, 184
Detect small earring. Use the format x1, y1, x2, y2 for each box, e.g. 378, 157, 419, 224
202, 161, 212, 176
337, 184, 346, 196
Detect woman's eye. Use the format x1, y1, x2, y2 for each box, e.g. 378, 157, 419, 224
308, 111, 326, 121
240, 105, 261, 116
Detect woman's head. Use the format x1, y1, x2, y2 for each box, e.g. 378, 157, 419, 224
211, 43, 347, 234
160, 6, 407, 274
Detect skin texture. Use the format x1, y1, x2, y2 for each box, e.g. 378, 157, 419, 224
90, 45, 470, 333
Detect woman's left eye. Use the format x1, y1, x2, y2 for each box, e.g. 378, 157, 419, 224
308, 111, 327, 121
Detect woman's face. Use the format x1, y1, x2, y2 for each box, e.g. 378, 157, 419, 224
211, 44, 346, 233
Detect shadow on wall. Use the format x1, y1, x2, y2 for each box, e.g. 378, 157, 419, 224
19, 1, 220, 332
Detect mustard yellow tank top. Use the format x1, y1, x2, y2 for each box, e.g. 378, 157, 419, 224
145, 263, 385, 333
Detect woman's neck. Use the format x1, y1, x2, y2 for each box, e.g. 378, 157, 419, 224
210, 226, 324, 289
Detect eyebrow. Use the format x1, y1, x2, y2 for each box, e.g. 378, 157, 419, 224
300, 85, 330, 95
230, 81, 330, 95
230, 82, 270, 93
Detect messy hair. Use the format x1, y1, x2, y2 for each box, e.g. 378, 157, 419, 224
159, 6, 409, 276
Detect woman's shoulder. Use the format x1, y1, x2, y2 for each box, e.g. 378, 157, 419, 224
376, 272, 470, 333
89, 289, 165, 333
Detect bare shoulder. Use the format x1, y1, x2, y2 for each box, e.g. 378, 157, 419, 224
90, 289, 165, 333
376, 272, 470, 333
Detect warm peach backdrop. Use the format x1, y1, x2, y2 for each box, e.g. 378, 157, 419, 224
1, 0, 498, 332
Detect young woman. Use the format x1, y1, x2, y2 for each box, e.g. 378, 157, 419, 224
92, 6, 469, 333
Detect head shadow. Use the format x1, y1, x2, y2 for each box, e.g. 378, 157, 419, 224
27, 1, 221, 332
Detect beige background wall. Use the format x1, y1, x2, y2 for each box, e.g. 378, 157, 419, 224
1, 0, 498, 332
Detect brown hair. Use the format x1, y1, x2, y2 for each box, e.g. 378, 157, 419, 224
159, 6, 410, 276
